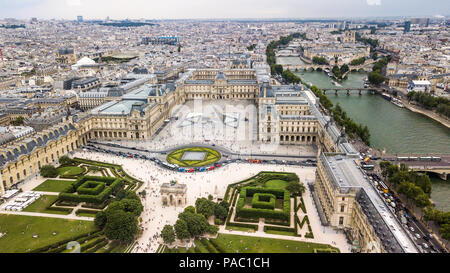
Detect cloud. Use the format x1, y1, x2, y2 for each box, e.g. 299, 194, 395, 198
66, 0, 81, 6
366, 0, 381, 5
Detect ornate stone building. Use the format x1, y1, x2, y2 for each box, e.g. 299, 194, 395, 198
182, 69, 259, 100
313, 153, 417, 253
160, 181, 187, 207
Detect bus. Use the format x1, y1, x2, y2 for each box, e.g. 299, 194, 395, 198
378, 180, 389, 194
361, 165, 375, 171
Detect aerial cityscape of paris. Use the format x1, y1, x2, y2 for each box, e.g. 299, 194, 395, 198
0, 0, 449, 260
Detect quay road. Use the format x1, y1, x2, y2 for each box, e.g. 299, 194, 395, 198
88, 141, 318, 162
364, 171, 447, 253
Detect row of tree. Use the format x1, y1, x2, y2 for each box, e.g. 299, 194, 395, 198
379, 162, 432, 208
312, 56, 329, 65
350, 57, 366, 66
332, 103, 371, 145
281, 69, 302, 84
379, 161, 450, 244
407, 91, 450, 118
161, 196, 225, 246
423, 207, 450, 246
368, 57, 389, 86
266, 33, 304, 75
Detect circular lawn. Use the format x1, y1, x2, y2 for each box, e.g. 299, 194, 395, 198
166, 147, 221, 167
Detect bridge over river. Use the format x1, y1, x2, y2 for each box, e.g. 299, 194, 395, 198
381, 154, 450, 180
321, 87, 385, 95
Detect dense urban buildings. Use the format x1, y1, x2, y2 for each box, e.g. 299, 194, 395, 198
0, 13, 448, 256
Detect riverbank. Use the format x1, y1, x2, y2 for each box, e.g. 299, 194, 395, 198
401, 99, 450, 129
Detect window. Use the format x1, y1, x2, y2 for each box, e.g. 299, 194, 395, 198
342, 197, 345, 201
339, 217, 344, 225
341, 205, 345, 213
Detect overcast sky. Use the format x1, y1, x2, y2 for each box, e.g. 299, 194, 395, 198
0, 0, 448, 20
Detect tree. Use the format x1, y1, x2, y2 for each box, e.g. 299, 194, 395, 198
58, 156, 73, 166
312, 56, 328, 65
104, 210, 138, 243
184, 206, 196, 214
11, 116, 25, 126
174, 219, 190, 240
286, 181, 306, 196
123, 191, 140, 201
219, 200, 229, 210
94, 211, 107, 228
179, 212, 210, 237
195, 198, 215, 218
439, 223, 450, 244
274, 64, 283, 75
332, 65, 342, 79
214, 204, 228, 220
368, 71, 386, 85
161, 225, 176, 245
120, 199, 143, 217
106, 199, 143, 217
116, 189, 127, 201
340, 64, 349, 75
40, 165, 58, 178
414, 193, 432, 208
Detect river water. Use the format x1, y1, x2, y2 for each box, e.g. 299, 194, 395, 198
277, 57, 449, 210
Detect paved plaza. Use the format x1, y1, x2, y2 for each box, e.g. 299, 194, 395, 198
113, 100, 318, 157
71, 150, 351, 253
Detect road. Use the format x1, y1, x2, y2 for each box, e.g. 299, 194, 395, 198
365, 170, 447, 253
88, 141, 318, 164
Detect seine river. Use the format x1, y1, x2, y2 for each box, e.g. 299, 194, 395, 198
278, 57, 450, 211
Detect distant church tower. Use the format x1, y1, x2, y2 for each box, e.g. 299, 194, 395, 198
342, 31, 356, 43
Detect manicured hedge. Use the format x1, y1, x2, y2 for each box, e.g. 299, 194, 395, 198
85, 240, 108, 253
200, 239, 220, 253
80, 237, 107, 252
263, 225, 296, 233
252, 193, 276, 210
77, 181, 106, 195
226, 222, 258, 230
236, 187, 290, 222
59, 176, 123, 204
31, 230, 102, 253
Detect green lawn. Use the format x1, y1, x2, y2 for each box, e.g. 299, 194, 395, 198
0, 214, 98, 253
57, 166, 84, 176
168, 234, 339, 253
214, 234, 338, 253
23, 195, 71, 215
265, 179, 289, 190
33, 179, 74, 193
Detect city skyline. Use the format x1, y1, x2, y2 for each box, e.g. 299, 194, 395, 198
0, 0, 449, 20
